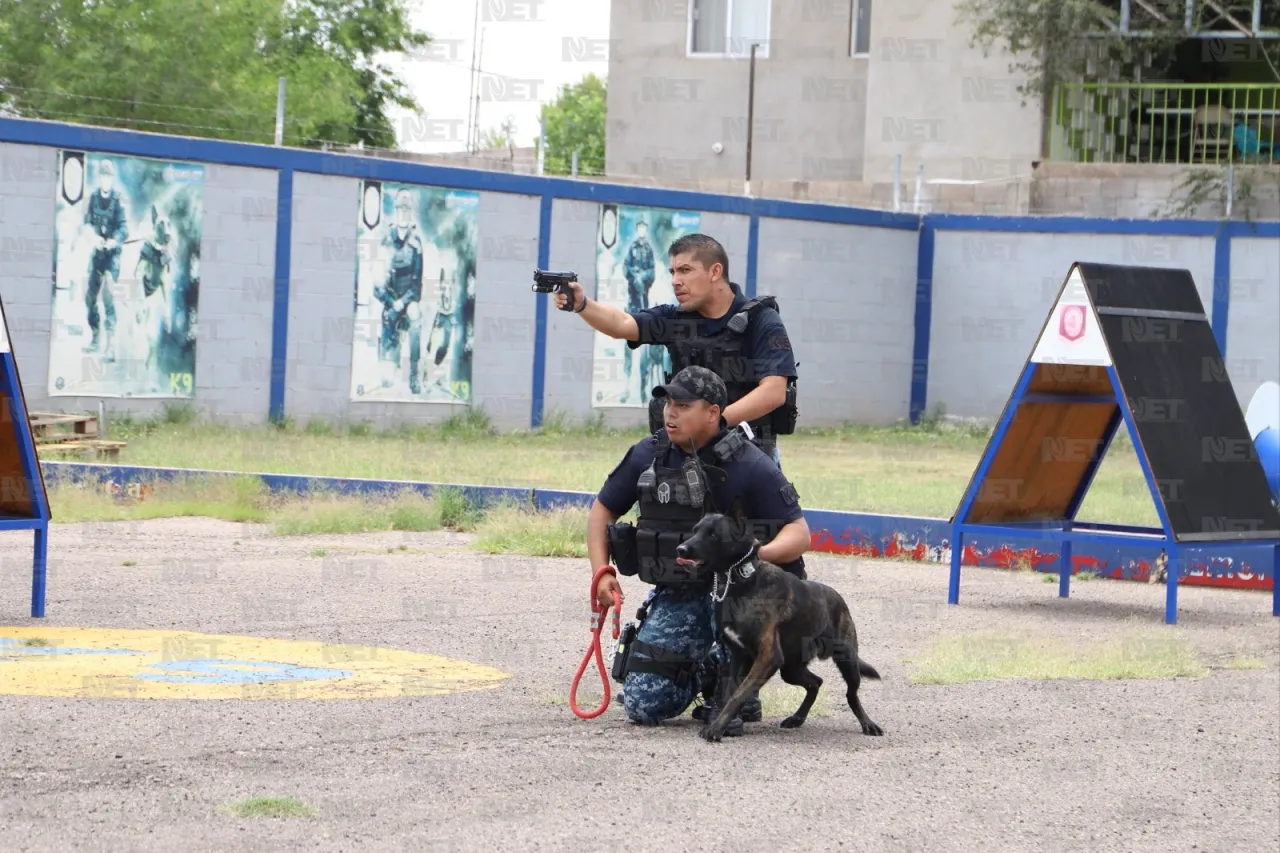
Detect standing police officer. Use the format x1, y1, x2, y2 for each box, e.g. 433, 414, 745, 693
375, 189, 425, 394
555, 233, 799, 467
81, 158, 128, 363
587, 366, 810, 734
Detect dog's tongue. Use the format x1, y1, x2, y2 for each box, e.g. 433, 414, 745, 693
676, 557, 699, 567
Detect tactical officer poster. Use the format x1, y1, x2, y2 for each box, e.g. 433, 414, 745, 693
48, 150, 203, 398
591, 203, 701, 407
349, 179, 478, 404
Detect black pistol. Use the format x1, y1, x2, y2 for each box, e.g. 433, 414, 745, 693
532, 269, 579, 311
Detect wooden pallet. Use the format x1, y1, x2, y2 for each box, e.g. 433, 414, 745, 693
29, 412, 100, 442
34, 439, 127, 461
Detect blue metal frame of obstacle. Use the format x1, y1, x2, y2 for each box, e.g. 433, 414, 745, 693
947, 351, 1280, 626
0, 296, 51, 618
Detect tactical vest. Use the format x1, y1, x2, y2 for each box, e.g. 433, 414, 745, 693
647, 295, 798, 454
385, 230, 421, 302
632, 429, 747, 587
87, 192, 121, 241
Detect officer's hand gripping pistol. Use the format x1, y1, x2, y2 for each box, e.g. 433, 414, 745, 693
532, 269, 579, 312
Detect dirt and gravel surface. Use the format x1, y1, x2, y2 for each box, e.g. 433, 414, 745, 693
0, 517, 1277, 853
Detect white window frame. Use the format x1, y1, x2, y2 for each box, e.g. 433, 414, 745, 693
850, 0, 871, 58
686, 0, 772, 60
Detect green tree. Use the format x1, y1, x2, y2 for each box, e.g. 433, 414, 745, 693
0, 0, 431, 149
538, 73, 606, 176
956, 1, 1191, 155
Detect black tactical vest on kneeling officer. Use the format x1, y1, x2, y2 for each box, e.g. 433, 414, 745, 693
609, 429, 747, 587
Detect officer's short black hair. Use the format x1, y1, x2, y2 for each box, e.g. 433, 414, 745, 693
668, 233, 729, 283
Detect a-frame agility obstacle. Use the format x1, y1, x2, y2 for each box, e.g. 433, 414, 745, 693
0, 293, 52, 617
947, 262, 1280, 625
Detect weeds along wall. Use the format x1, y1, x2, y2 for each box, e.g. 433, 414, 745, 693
0, 117, 1276, 432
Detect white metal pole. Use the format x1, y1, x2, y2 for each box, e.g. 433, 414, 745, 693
537, 109, 546, 175
275, 77, 286, 146
893, 153, 902, 212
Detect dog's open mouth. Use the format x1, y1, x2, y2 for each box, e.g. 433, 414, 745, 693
676, 557, 703, 568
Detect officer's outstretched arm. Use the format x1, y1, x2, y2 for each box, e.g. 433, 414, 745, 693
553, 283, 640, 341
757, 517, 811, 565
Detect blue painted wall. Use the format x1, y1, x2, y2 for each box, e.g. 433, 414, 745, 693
0, 117, 1276, 431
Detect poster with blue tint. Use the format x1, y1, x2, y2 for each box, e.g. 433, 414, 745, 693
591, 204, 701, 407
349, 180, 478, 404
48, 150, 203, 398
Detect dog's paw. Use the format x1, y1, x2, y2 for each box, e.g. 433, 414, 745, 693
779, 715, 805, 729
861, 720, 885, 736
699, 725, 723, 743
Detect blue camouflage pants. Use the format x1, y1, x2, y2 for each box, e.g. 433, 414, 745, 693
622, 585, 717, 725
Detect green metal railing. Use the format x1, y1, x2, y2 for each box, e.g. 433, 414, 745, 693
1050, 83, 1280, 165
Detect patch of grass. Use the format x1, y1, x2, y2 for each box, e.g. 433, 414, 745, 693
218, 796, 317, 819
1226, 655, 1267, 671
122, 560, 136, 567
907, 627, 1210, 685
47, 473, 271, 524
22, 637, 53, 648
472, 504, 590, 558
758, 682, 832, 720
68, 408, 1164, 524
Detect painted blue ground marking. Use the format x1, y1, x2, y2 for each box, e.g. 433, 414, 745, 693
0, 642, 146, 659
132, 659, 355, 684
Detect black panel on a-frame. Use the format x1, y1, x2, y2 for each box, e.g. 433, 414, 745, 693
1077, 263, 1280, 543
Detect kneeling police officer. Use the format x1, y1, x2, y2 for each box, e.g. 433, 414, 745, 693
586, 366, 811, 734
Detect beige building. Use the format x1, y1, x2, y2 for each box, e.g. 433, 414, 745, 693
604, 0, 1044, 189
602, 0, 1280, 214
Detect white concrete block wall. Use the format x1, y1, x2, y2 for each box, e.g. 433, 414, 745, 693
757, 218, 919, 426
195, 162, 278, 426
927, 232, 1217, 420
1226, 237, 1280, 412
0, 143, 58, 407
0, 143, 277, 424
544, 198, 611, 427
285, 173, 542, 430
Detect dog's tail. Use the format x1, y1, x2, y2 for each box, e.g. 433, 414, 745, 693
858, 658, 881, 681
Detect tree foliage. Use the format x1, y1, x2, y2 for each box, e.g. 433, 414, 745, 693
538, 73, 606, 176
955, 0, 1280, 100
0, 0, 431, 148
955, 0, 1186, 101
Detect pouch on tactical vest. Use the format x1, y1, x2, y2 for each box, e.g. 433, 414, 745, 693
607, 522, 640, 577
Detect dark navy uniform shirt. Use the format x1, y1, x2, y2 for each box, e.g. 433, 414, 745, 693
625, 284, 798, 381
597, 427, 806, 542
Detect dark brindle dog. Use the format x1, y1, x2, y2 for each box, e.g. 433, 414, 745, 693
675, 501, 885, 743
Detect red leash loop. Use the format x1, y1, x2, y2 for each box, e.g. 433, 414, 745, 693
570, 565, 622, 720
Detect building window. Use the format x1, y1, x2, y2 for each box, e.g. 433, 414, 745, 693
850, 0, 872, 57
689, 0, 771, 58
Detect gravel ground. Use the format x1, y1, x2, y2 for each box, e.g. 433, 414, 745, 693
1, 517, 1277, 853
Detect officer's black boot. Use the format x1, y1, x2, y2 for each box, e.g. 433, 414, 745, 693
693, 651, 762, 724
692, 658, 743, 736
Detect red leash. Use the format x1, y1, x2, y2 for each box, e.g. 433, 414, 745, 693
570, 565, 622, 719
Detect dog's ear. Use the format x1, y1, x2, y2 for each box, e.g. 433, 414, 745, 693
729, 495, 746, 523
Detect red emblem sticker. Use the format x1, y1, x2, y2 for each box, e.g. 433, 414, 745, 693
1059, 305, 1086, 342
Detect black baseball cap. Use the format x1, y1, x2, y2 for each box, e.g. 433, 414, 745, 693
652, 366, 728, 409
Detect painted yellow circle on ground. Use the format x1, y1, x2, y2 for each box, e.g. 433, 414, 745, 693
0, 627, 510, 700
